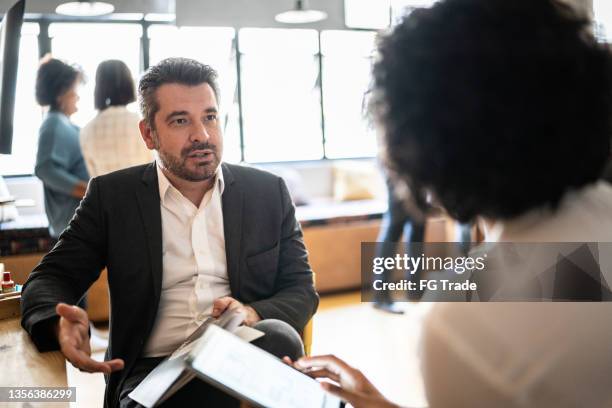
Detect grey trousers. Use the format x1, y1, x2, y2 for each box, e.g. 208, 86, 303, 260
119, 319, 304, 408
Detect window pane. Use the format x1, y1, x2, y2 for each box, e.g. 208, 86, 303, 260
239, 28, 322, 162
0, 23, 40, 176
344, 0, 390, 29
49, 23, 142, 128
391, 0, 438, 24
148, 25, 241, 163
594, 0, 612, 42
321, 30, 377, 159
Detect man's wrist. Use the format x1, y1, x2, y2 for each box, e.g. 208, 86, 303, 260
28, 316, 62, 352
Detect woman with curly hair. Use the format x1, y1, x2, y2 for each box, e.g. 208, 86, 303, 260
35, 56, 89, 239
292, 0, 612, 406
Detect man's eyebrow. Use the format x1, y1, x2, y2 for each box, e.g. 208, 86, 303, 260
164, 108, 218, 122
165, 111, 188, 122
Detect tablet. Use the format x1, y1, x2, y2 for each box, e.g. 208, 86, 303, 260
186, 324, 343, 408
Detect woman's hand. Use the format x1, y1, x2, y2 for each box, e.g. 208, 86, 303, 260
285, 355, 400, 408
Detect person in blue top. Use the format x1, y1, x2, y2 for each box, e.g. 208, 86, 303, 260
34, 56, 89, 239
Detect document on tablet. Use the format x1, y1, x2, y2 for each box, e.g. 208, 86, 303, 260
187, 324, 343, 408
128, 309, 265, 407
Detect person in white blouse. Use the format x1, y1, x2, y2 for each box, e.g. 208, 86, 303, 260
80, 59, 152, 177
291, 0, 612, 407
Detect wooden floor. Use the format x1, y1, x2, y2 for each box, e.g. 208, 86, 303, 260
68, 292, 431, 408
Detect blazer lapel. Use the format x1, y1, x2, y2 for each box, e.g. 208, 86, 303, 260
136, 163, 163, 305
221, 163, 243, 296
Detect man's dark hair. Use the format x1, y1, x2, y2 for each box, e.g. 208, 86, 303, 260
94, 59, 136, 110
372, 0, 612, 222
138, 57, 220, 129
35, 57, 82, 111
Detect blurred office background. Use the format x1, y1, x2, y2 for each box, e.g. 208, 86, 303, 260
0, 0, 609, 406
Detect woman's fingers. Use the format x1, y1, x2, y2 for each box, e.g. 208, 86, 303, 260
296, 355, 350, 375
302, 368, 341, 383
321, 383, 398, 408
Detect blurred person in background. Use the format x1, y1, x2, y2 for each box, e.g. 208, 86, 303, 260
35, 56, 107, 349
35, 56, 88, 240
373, 174, 473, 313
292, 0, 612, 407
373, 175, 427, 313
80, 59, 152, 177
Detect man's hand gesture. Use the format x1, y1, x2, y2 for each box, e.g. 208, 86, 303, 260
55, 303, 124, 374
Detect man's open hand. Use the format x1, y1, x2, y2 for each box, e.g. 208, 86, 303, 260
211, 296, 261, 326
55, 303, 124, 374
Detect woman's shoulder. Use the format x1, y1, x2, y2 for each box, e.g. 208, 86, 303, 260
103, 105, 140, 119
41, 111, 65, 127
82, 106, 140, 134
537, 181, 612, 241
39, 112, 75, 137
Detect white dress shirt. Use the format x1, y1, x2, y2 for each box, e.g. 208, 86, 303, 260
143, 163, 231, 357
80, 106, 153, 177
422, 182, 612, 408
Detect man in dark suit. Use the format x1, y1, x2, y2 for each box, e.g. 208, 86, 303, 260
21, 57, 318, 407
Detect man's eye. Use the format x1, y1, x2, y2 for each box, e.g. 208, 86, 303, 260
205, 114, 218, 122
172, 118, 188, 125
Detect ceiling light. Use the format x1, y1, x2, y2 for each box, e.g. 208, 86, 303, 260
275, 0, 328, 24
56, 1, 115, 17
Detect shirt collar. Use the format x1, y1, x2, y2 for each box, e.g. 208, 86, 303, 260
156, 160, 225, 204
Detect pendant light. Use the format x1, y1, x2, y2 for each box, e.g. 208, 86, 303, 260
275, 0, 328, 24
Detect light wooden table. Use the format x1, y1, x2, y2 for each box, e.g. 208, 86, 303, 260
0, 317, 68, 407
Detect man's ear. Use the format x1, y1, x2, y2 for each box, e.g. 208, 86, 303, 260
139, 119, 156, 150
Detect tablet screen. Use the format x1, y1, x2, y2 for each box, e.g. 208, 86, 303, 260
188, 324, 343, 408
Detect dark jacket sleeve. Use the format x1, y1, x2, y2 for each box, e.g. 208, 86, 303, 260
248, 177, 319, 332
21, 177, 107, 352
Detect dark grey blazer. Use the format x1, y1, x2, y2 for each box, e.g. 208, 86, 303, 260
20, 162, 319, 407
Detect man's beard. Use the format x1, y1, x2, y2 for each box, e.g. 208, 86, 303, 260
157, 140, 221, 182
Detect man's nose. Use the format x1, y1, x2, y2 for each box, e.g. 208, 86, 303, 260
190, 122, 211, 142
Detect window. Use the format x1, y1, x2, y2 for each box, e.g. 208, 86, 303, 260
0, 23, 40, 176
148, 25, 241, 163
1, 20, 387, 176
49, 23, 142, 128
344, 0, 390, 29
594, 0, 612, 42
391, 0, 439, 24
344, 0, 438, 28
239, 28, 323, 162
321, 30, 377, 159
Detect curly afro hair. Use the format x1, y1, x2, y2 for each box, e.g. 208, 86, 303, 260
372, 0, 612, 223
35, 56, 82, 110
